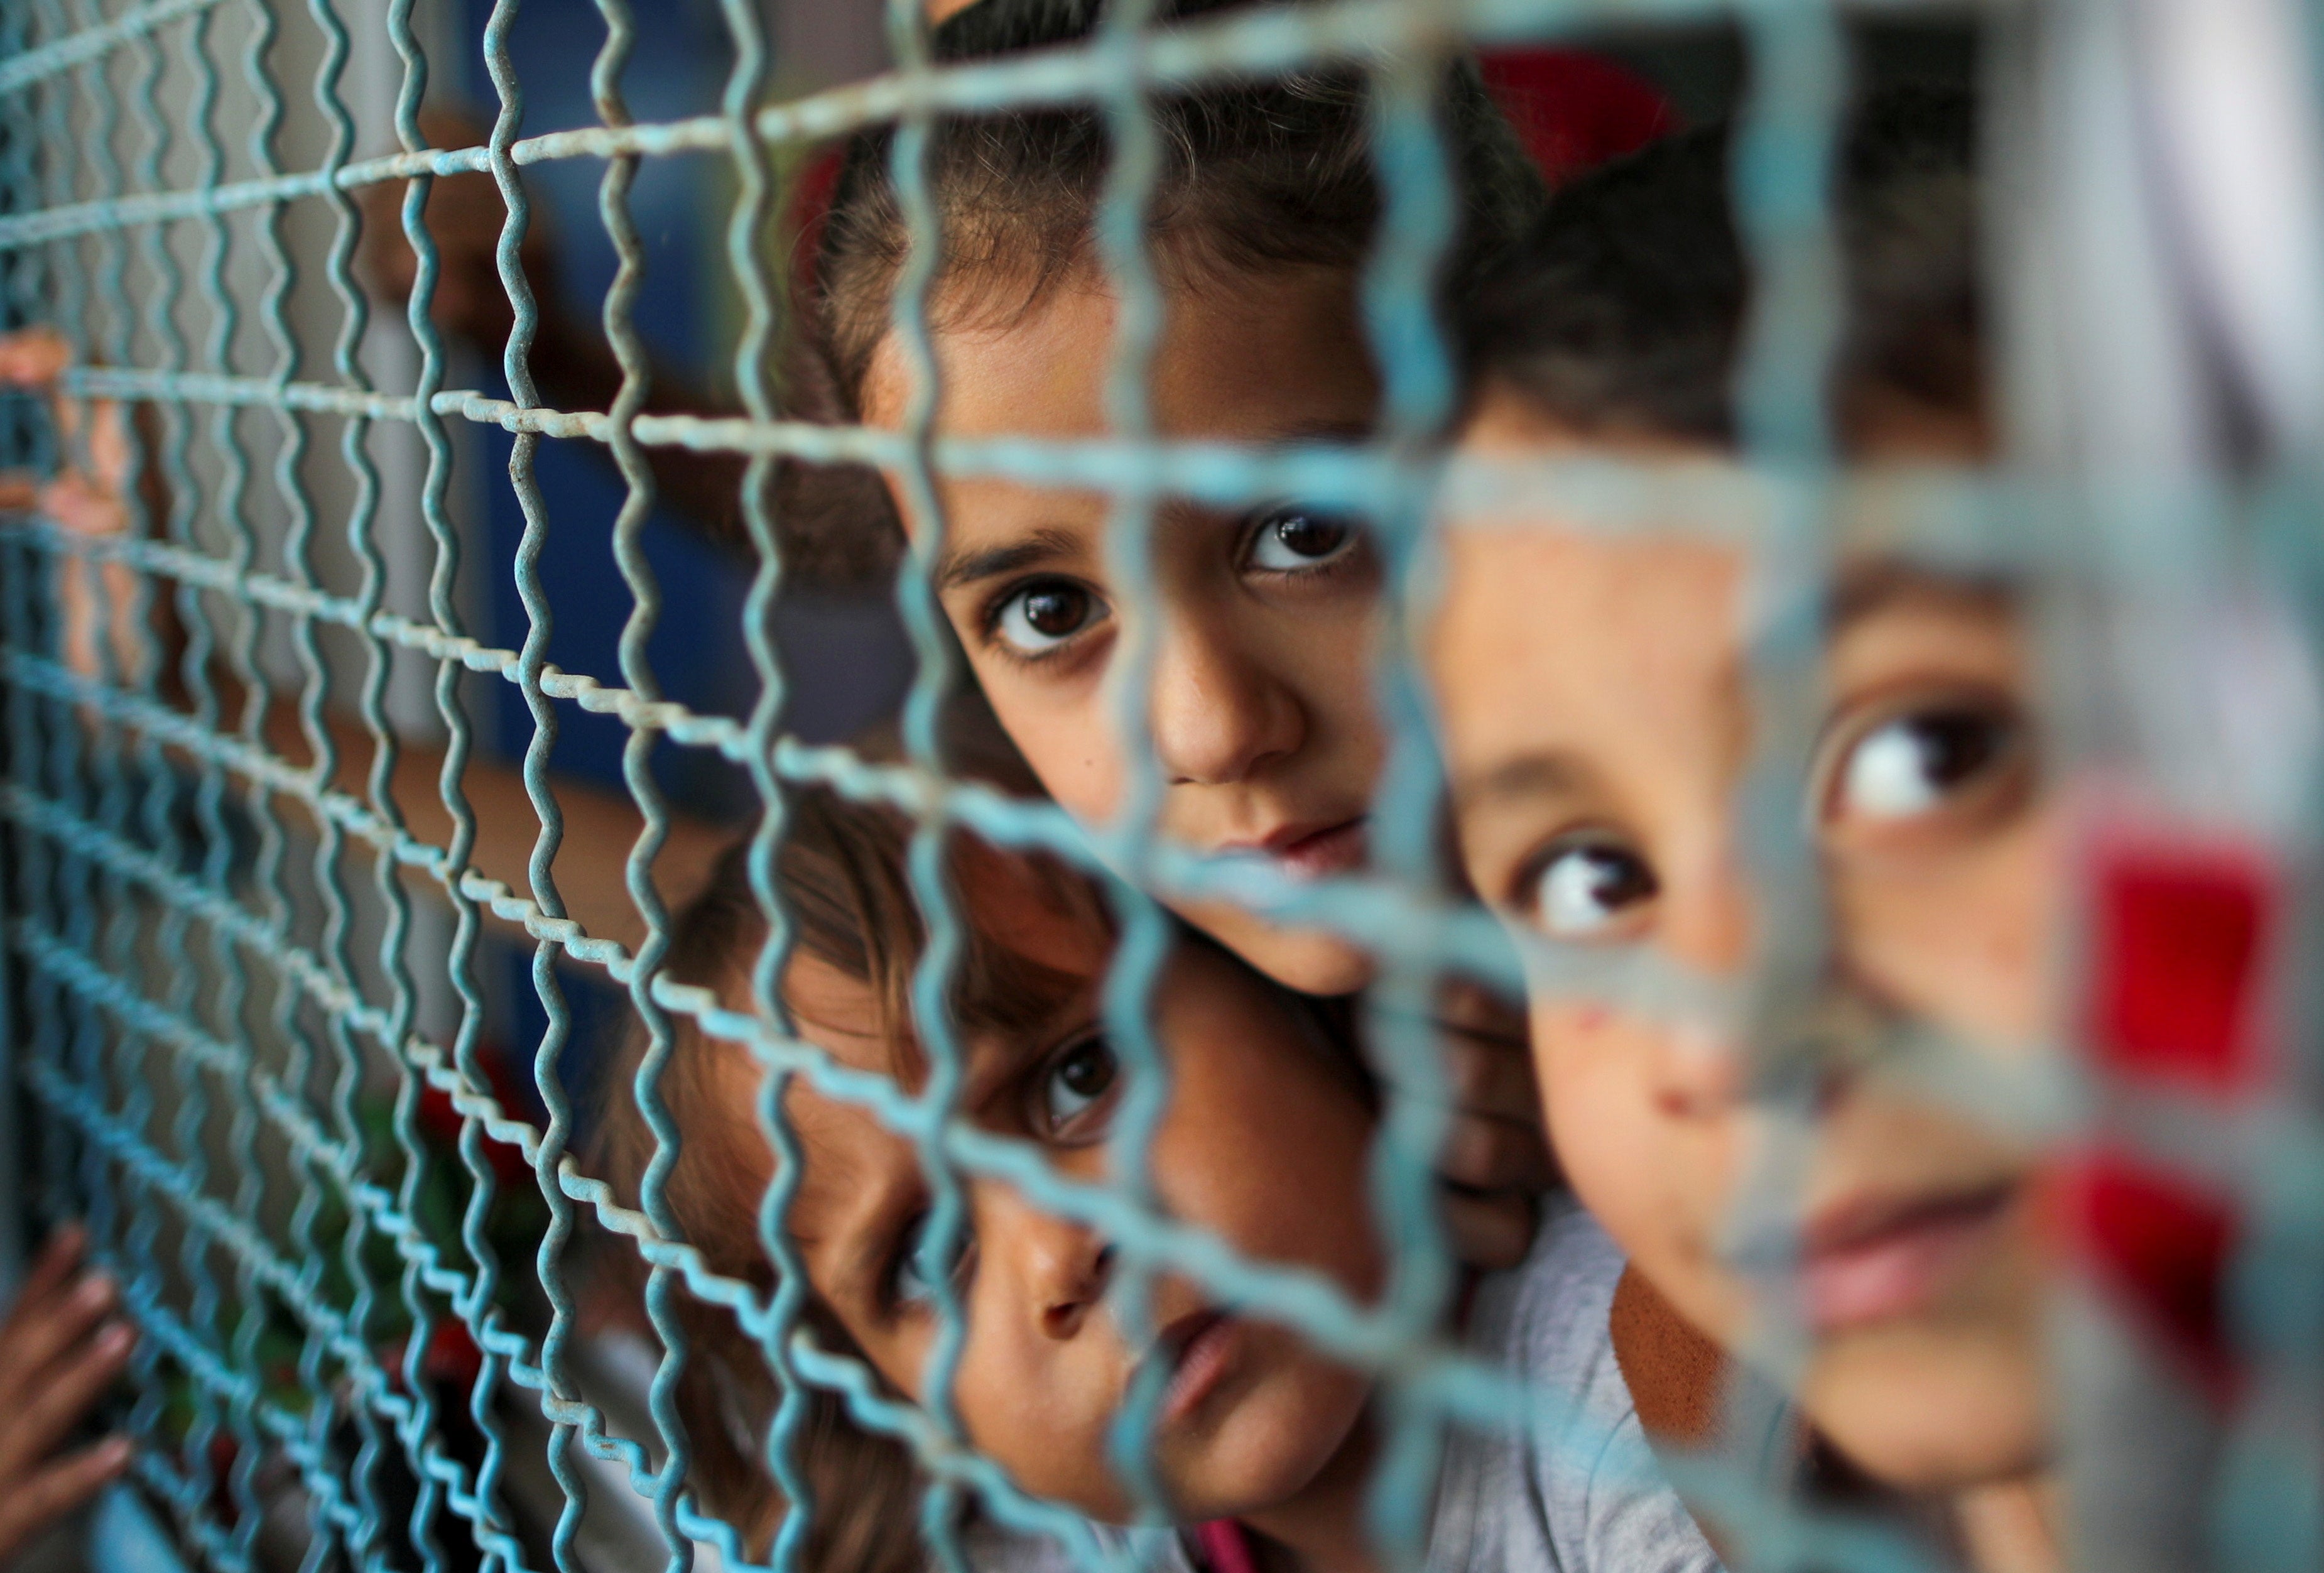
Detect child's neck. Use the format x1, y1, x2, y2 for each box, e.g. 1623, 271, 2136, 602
1952, 1470, 2062, 1573
1233, 1417, 1388, 1573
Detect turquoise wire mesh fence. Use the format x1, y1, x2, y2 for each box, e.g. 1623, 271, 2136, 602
1, 0, 2320, 1569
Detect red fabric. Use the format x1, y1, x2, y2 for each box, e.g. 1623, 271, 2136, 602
421, 1317, 486, 1390
1193, 1520, 1261, 1573
416, 1044, 535, 1188
2065, 1149, 2239, 1402
1475, 46, 1678, 188
2067, 831, 2281, 1406
2087, 839, 2273, 1092
382, 1318, 487, 1402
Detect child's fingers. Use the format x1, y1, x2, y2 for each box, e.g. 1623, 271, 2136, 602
82, 397, 130, 491
37, 473, 129, 538
40, 471, 144, 685
1433, 1021, 1545, 1127
0, 1273, 119, 1415
1436, 1109, 1558, 1196
0, 332, 112, 504
1433, 978, 1531, 1050
0, 1319, 133, 1479
4, 1227, 91, 1327
0, 329, 92, 466
0, 1434, 133, 1563
0, 326, 70, 388
1440, 1187, 1539, 1274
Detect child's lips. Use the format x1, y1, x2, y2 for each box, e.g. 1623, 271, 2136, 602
1791, 1180, 2019, 1332
1219, 818, 1369, 882
1155, 1309, 1242, 1425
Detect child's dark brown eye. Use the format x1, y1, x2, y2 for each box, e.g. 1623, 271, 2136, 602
1039, 1035, 1119, 1136
888, 1212, 975, 1311
992, 579, 1106, 656
1827, 704, 2017, 825
1521, 838, 1658, 940
1244, 505, 1359, 573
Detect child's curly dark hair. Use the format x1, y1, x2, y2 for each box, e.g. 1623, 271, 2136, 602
1456, 85, 1984, 448
785, 0, 1548, 582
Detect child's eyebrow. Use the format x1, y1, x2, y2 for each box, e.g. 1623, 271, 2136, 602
795, 1161, 920, 1310
1827, 558, 2014, 634
1449, 749, 1590, 817
934, 525, 1085, 594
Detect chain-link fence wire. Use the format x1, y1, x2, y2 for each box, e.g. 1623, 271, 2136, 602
3, 0, 2323, 1569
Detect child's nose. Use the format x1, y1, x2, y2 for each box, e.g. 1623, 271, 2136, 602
1660, 847, 1755, 977
1647, 849, 1760, 1116
1651, 1015, 1749, 1118
987, 1188, 1117, 1341
1654, 974, 1898, 1118
1147, 616, 1302, 786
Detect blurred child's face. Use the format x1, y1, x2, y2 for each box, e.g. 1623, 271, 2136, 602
768, 854, 1384, 1523
861, 265, 1387, 995
1429, 390, 2060, 1493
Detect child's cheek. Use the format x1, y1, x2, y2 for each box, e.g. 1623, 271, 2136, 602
953, 1344, 1115, 1515
862, 1327, 931, 1412
1833, 812, 2061, 1051
981, 679, 1126, 824
1531, 1002, 1649, 1222
1149, 1010, 1381, 1298
1534, 1003, 1736, 1328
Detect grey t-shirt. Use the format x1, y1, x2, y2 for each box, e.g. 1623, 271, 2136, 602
965, 1195, 1723, 1573
1426, 1192, 1724, 1573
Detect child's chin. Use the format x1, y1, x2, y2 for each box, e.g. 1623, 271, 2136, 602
1185, 900, 1376, 997
1802, 1325, 2048, 1493
1163, 1447, 1331, 1527
1161, 1364, 1372, 1520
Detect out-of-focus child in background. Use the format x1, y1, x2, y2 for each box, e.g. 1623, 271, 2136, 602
592, 792, 1722, 1573
0, 327, 163, 690
1429, 92, 2065, 1572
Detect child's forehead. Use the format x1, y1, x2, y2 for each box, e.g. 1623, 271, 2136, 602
1457, 381, 1708, 464
782, 1068, 916, 1258
952, 839, 1112, 977
1430, 517, 2028, 802
766, 848, 1108, 1067
1441, 390, 2022, 651
1434, 522, 2017, 658
859, 262, 1373, 444
1430, 524, 1746, 704
782, 953, 903, 1075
